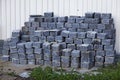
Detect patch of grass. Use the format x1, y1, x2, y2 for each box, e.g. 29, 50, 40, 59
30, 63, 120, 80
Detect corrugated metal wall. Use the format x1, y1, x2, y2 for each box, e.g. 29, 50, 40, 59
0, 0, 120, 53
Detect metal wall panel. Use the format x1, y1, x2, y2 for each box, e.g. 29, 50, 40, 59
0, 0, 120, 53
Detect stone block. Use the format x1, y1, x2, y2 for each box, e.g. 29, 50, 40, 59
9, 42, 16, 49
68, 17, 76, 23
47, 36, 55, 42
72, 23, 80, 28
71, 50, 80, 57
104, 45, 114, 50
19, 59, 27, 65
77, 44, 91, 51
18, 48, 25, 54
34, 48, 42, 54
62, 49, 72, 56
77, 32, 86, 39
24, 22, 31, 27
81, 62, 93, 69
56, 22, 64, 29
27, 54, 35, 60
28, 59, 35, 65
43, 42, 52, 49
105, 50, 116, 57
44, 12, 54, 17
74, 38, 82, 44
58, 16, 68, 22
12, 58, 19, 64
10, 48, 17, 54
52, 60, 61, 67
95, 56, 104, 63
39, 36, 47, 42
43, 49, 52, 57
101, 19, 113, 24
61, 56, 70, 68
36, 59, 44, 65
2, 49, 9, 55
84, 18, 100, 24
40, 22, 48, 29
19, 53, 26, 59
92, 39, 101, 45
44, 17, 54, 22
97, 33, 108, 39
76, 17, 84, 23
21, 35, 30, 42
60, 42, 67, 49
1, 55, 10, 61
101, 13, 111, 19
105, 57, 114, 64
55, 36, 64, 43
79, 23, 88, 29
87, 31, 97, 38
85, 12, 94, 18
69, 32, 77, 38
25, 42, 33, 49
67, 44, 76, 50
96, 50, 105, 56
34, 54, 43, 59
71, 57, 80, 68
17, 43, 25, 48
88, 24, 97, 29
95, 62, 104, 67
65, 23, 72, 28
94, 13, 101, 18
26, 48, 34, 54
68, 27, 77, 32
33, 42, 42, 48
52, 55, 61, 61
94, 45, 103, 50
102, 39, 114, 45
12, 30, 20, 37
31, 22, 39, 27
49, 29, 61, 36
65, 38, 73, 44
48, 22, 56, 29
44, 60, 52, 66
52, 51, 61, 56
52, 43, 61, 51
61, 30, 70, 38
10, 37, 19, 43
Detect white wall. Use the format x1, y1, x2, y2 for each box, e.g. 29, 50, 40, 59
0, 0, 120, 53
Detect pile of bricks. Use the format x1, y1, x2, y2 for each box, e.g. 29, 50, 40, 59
1, 12, 116, 69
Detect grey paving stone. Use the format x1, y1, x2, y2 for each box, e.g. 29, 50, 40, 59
95, 56, 104, 63
52, 51, 61, 56
101, 19, 113, 24
52, 43, 61, 51
34, 54, 43, 59
65, 38, 74, 44
61, 56, 70, 68
27, 54, 35, 60
31, 22, 39, 27
94, 45, 103, 50
10, 48, 17, 53
10, 37, 19, 43
61, 30, 70, 38
67, 44, 76, 50
69, 32, 77, 38
72, 23, 80, 28
47, 36, 55, 42
52, 60, 61, 67
12, 58, 19, 64
36, 59, 44, 65
68, 17, 76, 23
25, 42, 33, 49
48, 22, 56, 29
65, 23, 72, 28
79, 23, 88, 29
34, 48, 42, 54
104, 57, 114, 64
76, 17, 84, 23
56, 22, 64, 29
97, 33, 108, 39
71, 50, 80, 57
43, 49, 52, 57
77, 44, 91, 51
68, 27, 77, 32
60, 42, 67, 49
84, 18, 100, 24
62, 49, 72, 56
9, 42, 17, 49
18, 53, 26, 59
44, 56, 52, 61
85, 12, 94, 18
96, 50, 105, 56
19, 59, 27, 65
55, 36, 64, 43
26, 48, 34, 54
87, 31, 97, 38
1, 55, 10, 61
83, 38, 92, 44
33, 42, 42, 48
43, 42, 52, 49
105, 50, 116, 57
40, 22, 48, 29
71, 57, 80, 68
2, 49, 9, 55
44, 12, 54, 17
102, 39, 114, 45
101, 13, 111, 19
77, 32, 86, 38
12, 30, 20, 37
52, 55, 61, 61
18, 48, 25, 54
94, 13, 101, 18
42, 30, 50, 36
39, 36, 47, 42
44, 17, 54, 22
58, 16, 68, 22
104, 45, 114, 50
21, 35, 30, 42
24, 22, 31, 27
74, 38, 82, 44
49, 29, 61, 36
81, 62, 93, 69
88, 24, 97, 29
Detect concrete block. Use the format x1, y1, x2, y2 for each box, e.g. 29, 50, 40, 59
94, 13, 101, 18
79, 23, 88, 29
26, 48, 34, 54
43, 42, 52, 50
87, 31, 97, 38
68, 17, 76, 23
93, 29, 102, 33
95, 56, 104, 63
33, 42, 42, 48
27, 54, 35, 60
95, 62, 104, 67
44, 17, 54, 22
102, 39, 114, 45
25, 42, 33, 49
34, 48, 42, 54
92, 39, 101, 45
36, 59, 44, 65
85, 12, 94, 18
40, 22, 48, 29
53, 17, 58, 22
60, 42, 67, 49
39, 36, 47, 42
52, 43, 61, 51
2, 49, 9, 55
19, 59, 27, 65
55, 36, 64, 43
49, 29, 61, 36
81, 57, 92, 63
43, 49, 52, 57
21, 35, 30, 42
105, 57, 114, 64
52, 60, 61, 67
52, 55, 61, 61
61, 30, 70, 38
12, 58, 19, 64
42, 30, 50, 36
68, 27, 77, 32
9, 42, 16, 49
69, 32, 77, 38
76, 17, 84, 23
28, 59, 35, 65
61, 56, 70, 68
10, 48, 17, 53
77, 44, 91, 51
10, 37, 19, 43
44, 56, 52, 61
96, 50, 105, 56
18, 53, 26, 59
81, 62, 93, 69
65, 23, 72, 28
94, 45, 103, 50
34, 54, 43, 59
105, 50, 116, 57
74, 38, 82, 44
62, 49, 72, 56
101, 19, 113, 24
84, 18, 100, 24
71, 50, 80, 57
52, 51, 61, 56
67, 44, 76, 50
56, 22, 64, 29
18, 48, 25, 54
47, 36, 55, 42
12, 30, 20, 37
88, 24, 97, 29
71, 57, 80, 68
24, 22, 31, 27
1, 55, 10, 61
101, 13, 111, 19
104, 45, 114, 50
48, 22, 56, 29
65, 38, 73, 44
97, 33, 108, 39
44, 12, 54, 17
77, 32, 86, 38
31, 22, 39, 27
44, 60, 52, 66
30, 36, 39, 42
72, 23, 79, 28
58, 16, 68, 22
83, 39, 92, 44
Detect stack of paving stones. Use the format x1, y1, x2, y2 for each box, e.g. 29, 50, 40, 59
0, 40, 4, 56
1, 12, 116, 69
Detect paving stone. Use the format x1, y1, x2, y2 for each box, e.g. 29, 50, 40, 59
105, 50, 116, 57
55, 36, 64, 42
69, 32, 77, 38
52, 43, 61, 51
95, 56, 104, 63
61, 56, 70, 68
1, 55, 10, 61
12, 30, 20, 37
77, 44, 91, 51
101, 19, 113, 24
88, 24, 97, 29
104, 57, 114, 64
85, 12, 94, 18
104, 45, 114, 50
36, 59, 44, 65
34, 48, 42, 54
26, 48, 34, 54
58, 16, 68, 22
94, 13, 101, 18
102, 39, 114, 45
33, 42, 42, 48
65, 38, 74, 44
87, 31, 97, 38
68, 17, 76, 23
94, 45, 103, 50
19, 59, 27, 65
12, 58, 19, 64
77, 32, 86, 38
44, 12, 54, 17
81, 62, 93, 69
67, 44, 76, 50
56, 22, 64, 29
62, 49, 72, 56
96, 50, 105, 56
28, 59, 35, 65
61, 30, 70, 37
84, 18, 100, 24
76, 17, 84, 23
79, 23, 89, 29
19, 53, 26, 59
48, 22, 56, 29
97, 33, 108, 39
74, 38, 82, 44
101, 13, 111, 19
47, 36, 55, 42
27, 54, 35, 60
71, 50, 80, 57
65, 23, 72, 28
83, 39, 92, 44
